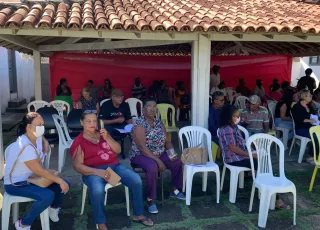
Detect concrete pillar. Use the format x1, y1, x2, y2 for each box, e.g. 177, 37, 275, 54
0, 103, 4, 180
191, 35, 211, 128
33, 50, 42, 100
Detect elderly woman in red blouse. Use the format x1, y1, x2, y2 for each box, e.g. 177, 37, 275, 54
70, 111, 153, 230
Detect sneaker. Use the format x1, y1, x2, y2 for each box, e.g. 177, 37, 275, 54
147, 204, 158, 214
49, 207, 61, 222
306, 157, 315, 165
169, 190, 186, 200
15, 220, 30, 230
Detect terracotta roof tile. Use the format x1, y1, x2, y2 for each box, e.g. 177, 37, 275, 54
0, 0, 320, 33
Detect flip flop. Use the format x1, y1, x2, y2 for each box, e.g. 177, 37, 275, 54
132, 216, 154, 227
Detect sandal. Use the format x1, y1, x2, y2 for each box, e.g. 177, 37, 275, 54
132, 216, 154, 227
275, 202, 291, 210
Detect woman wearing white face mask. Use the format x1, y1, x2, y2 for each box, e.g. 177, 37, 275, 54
217, 105, 257, 168
217, 105, 290, 209
4, 112, 70, 230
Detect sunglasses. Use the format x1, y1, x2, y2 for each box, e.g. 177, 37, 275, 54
83, 110, 97, 114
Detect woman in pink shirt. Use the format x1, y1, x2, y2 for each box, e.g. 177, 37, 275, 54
70, 111, 153, 230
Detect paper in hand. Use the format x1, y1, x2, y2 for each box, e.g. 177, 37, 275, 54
310, 114, 320, 126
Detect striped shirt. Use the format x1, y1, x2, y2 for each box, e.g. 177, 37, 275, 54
218, 125, 249, 163
241, 107, 269, 134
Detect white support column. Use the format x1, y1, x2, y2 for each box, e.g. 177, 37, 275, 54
0, 103, 3, 180
33, 50, 42, 100
191, 35, 211, 128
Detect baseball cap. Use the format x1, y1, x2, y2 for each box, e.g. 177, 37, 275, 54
249, 95, 261, 105
111, 89, 124, 97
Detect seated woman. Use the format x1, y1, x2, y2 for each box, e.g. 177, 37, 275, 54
156, 80, 171, 104
78, 87, 99, 113
70, 111, 153, 230
130, 98, 185, 214
291, 89, 317, 164
268, 84, 283, 101
275, 89, 295, 139
4, 112, 70, 230
175, 81, 190, 121
98, 78, 114, 101
218, 105, 290, 209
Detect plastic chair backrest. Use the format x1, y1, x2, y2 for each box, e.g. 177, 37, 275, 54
309, 126, 320, 166
246, 134, 285, 181
238, 125, 249, 141
67, 109, 83, 130
100, 98, 110, 107
157, 103, 176, 128
289, 111, 297, 136
125, 98, 142, 119
5, 142, 51, 169
54, 96, 73, 109
50, 100, 70, 117
267, 101, 277, 129
179, 126, 213, 163
235, 96, 249, 109
226, 89, 237, 102
52, 114, 72, 145
27, 100, 50, 112
37, 107, 59, 130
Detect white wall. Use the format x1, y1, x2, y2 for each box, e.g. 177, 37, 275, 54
0, 48, 10, 112
16, 52, 34, 103
291, 57, 320, 88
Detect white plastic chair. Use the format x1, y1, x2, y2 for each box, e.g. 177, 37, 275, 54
52, 114, 73, 172
267, 101, 291, 150
246, 134, 296, 228
125, 98, 142, 122
289, 111, 311, 163
80, 183, 130, 217
2, 143, 51, 230
50, 100, 70, 117
226, 89, 237, 103
27, 100, 50, 112
219, 125, 251, 203
179, 126, 220, 205
100, 98, 110, 107
235, 96, 249, 109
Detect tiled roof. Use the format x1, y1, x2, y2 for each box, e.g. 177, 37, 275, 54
0, 0, 320, 33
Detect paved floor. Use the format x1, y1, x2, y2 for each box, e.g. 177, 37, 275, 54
1, 119, 320, 229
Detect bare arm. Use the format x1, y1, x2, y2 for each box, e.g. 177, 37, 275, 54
96, 103, 100, 114
161, 125, 174, 150
42, 136, 50, 154
101, 132, 121, 154
78, 101, 83, 109
280, 104, 291, 121
229, 145, 249, 157
103, 118, 120, 125
72, 146, 108, 178
133, 125, 159, 161
24, 160, 63, 184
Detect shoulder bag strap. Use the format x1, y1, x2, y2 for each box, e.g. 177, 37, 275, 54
9, 144, 40, 186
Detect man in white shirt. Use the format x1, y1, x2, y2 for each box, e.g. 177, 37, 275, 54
210, 65, 221, 89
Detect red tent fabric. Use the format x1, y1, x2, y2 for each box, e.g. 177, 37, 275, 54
50, 53, 292, 101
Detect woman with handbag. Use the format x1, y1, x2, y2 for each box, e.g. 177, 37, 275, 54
70, 111, 153, 230
4, 112, 70, 230
130, 98, 185, 214
218, 105, 290, 209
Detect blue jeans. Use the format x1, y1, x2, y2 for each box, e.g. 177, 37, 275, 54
275, 118, 294, 139
82, 164, 144, 224
4, 179, 70, 226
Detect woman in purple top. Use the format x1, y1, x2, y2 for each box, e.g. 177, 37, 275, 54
218, 105, 257, 168
218, 105, 290, 209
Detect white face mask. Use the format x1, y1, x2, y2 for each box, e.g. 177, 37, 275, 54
234, 117, 241, 125
32, 125, 45, 137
